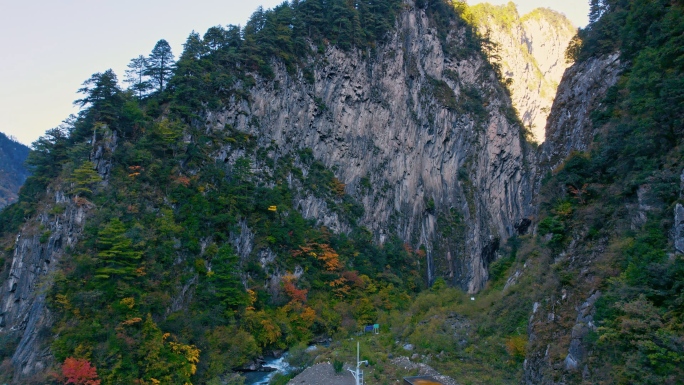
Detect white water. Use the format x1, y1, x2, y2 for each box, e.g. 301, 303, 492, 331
244, 354, 291, 385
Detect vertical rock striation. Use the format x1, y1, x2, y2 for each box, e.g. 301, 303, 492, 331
209, 3, 534, 292
0, 3, 540, 380
540, 53, 622, 170
1, 193, 90, 377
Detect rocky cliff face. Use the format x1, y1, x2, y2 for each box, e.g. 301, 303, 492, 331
468, 3, 576, 143
0, 132, 115, 380
0, 4, 536, 379
0, 3, 538, 380
539, 53, 622, 169
1, 192, 91, 377
209, 3, 534, 292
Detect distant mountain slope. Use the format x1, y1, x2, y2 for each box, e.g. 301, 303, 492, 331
466, 3, 576, 142
0, 132, 30, 208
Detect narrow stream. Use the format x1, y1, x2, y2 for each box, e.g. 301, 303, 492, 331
243, 354, 291, 385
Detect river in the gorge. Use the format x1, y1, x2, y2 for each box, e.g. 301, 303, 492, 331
243, 354, 292, 385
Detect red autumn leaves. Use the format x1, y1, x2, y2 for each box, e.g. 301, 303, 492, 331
61, 357, 101, 385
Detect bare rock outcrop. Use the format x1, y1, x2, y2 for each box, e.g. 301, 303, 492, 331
540, 53, 622, 170
0, 192, 91, 378
0, 3, 539, 381
208, 2, 534, 292
675, 203, 684, 255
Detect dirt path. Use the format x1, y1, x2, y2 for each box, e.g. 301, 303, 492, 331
287, 362, 356, 385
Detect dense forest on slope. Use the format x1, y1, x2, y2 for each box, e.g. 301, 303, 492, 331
0, 1, 496, 384
0, 132, 30, 208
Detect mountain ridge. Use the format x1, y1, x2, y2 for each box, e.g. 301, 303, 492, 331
0, 132, 30, 209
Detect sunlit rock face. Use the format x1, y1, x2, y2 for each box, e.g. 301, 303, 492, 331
468, 3, 576, 143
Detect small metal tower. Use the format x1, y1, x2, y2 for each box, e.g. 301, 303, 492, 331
347, 341, 368, 385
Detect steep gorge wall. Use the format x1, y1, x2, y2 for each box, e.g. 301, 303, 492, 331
208, 3, 534, 292
539, 52, 622, 170
523, 53, 624, 384
1, 192, 91, 377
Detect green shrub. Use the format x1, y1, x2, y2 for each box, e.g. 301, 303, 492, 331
333, 359, 344, 373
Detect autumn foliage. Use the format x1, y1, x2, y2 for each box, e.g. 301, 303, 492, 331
62, 357, 101, 385
504, 336, 527, 360
282, 275, 308, 303
330, 177, 346, 197
291, 242, 342, 271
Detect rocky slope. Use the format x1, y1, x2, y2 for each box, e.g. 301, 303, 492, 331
523, 51, 626, 385
522, 0, 684, 381
467, 3, 576, 143
0, 132, 30, 208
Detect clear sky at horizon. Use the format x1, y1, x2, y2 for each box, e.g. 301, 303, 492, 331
0, 0, 589, 146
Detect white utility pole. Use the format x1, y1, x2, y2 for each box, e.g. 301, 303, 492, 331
348, 341, 368, 385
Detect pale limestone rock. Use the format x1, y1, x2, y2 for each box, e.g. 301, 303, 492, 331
675, 203, 684, 254
470, 4, 576, 142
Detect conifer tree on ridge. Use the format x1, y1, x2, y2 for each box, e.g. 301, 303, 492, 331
124, 55, 152, 100
145, 39, 175, 93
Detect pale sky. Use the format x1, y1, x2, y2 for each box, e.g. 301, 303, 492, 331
0, 1, 588, 146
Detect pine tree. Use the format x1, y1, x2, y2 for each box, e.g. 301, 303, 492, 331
298, 0, 325, 39
181, 31, 206, 60
74, 69, 123, 124
68, 161, 101, 197
145, 39, 175, 93
26, 126, 70, 182
203, 26, 228, 52
208, 245, 247, 310
124, 55, 151, 100
95, 218, 142, 279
